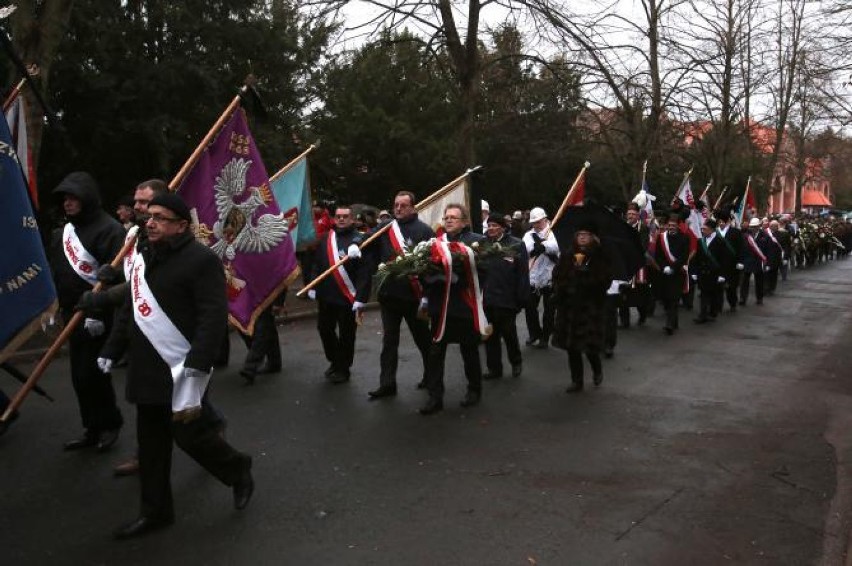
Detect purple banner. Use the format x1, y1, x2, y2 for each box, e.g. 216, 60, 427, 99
177, 108, 298, 334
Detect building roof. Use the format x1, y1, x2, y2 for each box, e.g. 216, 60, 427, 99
802, 189, 832, 207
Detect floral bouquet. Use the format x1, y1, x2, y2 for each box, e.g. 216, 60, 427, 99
376, 238, 516, 289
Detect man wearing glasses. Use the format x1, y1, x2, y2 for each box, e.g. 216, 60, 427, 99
308, 205, 372, 383
366, 191, 435, 399
419, 203, 486, 415
101, 192, 254, 539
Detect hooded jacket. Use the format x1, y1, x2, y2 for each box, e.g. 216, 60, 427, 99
49, 172, 126, 314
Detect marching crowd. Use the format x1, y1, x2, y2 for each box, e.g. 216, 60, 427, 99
3, 171, 850, 540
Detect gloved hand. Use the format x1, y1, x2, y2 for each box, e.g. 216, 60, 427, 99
782, 259, 788, 266
419, 297, 429, 310
307, 289, 316, 300
96, 264, 122, 284
352, 301, 365, 312
40, 312, 56, 332
691, 274, 698, 281
531, 241, 545, 257
717, 276, 726, 284
75, 290, 110, 313
663, 266, 673, 275
764, 264, 771, 272
736, 263, 744, 270
96, 357, 113, 374
346, 244, 362, 260
83, 318, 105, 337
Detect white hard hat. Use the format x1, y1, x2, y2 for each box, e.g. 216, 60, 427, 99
529, 207, 548, 223
481, 199, 490, 212
748, 217, 761, 227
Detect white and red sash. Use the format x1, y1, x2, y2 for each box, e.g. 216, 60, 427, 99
429, 238, 489, 342
388, 220, 423, 299
764, 228, 784, 254
62, 223, 99, 286
328, 230, 357, 304
122, 225, 140, 280
745, 233, 767, 264
130, 253, 211, 412
660, 231, 689, 293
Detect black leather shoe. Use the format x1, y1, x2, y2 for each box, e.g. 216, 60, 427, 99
511, 364, 522, 378
693, 317, 709, 324
482, 371, 502, 380
534, 338, 549, 350
525, 337, 538, 346
603, 348, 614, 359
323, 365, 336, 379
113, 515, 174, 540
459, 391, 480, 408
593, 373, 603, 386
97, 429, 120, 452
64, 432, 98, 451
663, 326, 674, 336
416, 379, 427, 390
418, 398, 443, 415
367, 385, 397, 400
329, 371, 350, 384
233, 459, 254, 510
565, 382, 584, 393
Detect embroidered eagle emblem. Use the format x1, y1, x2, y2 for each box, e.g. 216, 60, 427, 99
209, 158, 289, 260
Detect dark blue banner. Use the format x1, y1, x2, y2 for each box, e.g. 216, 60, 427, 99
0, 116, 56, 356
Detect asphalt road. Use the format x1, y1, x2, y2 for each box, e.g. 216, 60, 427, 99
3, 259, 852, 565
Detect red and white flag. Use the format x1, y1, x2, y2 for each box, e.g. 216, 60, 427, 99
4, 95, 38, 209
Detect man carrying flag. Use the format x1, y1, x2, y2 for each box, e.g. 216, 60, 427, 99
49, 172, 125, 452
365, 190, 435, 399
308, 205, 372, 384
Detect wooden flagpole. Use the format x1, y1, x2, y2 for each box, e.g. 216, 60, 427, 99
269, 144, 318, 184
2, 77, 26, 112
713, 186, 729, 211
296, 166, 481, 297
699, 179, 712, 203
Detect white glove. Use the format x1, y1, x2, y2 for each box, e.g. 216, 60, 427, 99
96, 357, 113, 374
690, 274, 698, 281
736, 263, 744, 271
352, 301, 365, 312
663, 266, 673, 275
347, 244, 362, 260
717, 276, 726, 284
40, 312, 56, 332
419, 297, 428, 310
782, 259, 788, 266
307, 289, 316, 300
172, 367, 210, 414
84, 318, 105, 337
764, 264, 771, 272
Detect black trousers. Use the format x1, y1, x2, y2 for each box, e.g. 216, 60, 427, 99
765, 268, 779, 294
725, 270, 741, 309
618, 285, 651, 327
740, 270, 764, 304
484, 307, 522, 375
698, 279, 723, 319
425, 318, 482, 400
240, 306, 281, 375
317, 301, 357, 375
661, 291, 680, 331
136, 403, 249, 521
524, 287, 555, 342
68, 324, 123, 434
379, 299, 431, 387
568, 348, 602, 385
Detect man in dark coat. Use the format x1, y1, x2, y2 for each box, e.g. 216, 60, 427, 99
654, 213, 690, 335
715, 209, 745, 312
365, 191, 435, 399
419, 203, 487, 415
49, 172, 125, 451
739, 217, 772, 306
482, 213, 530, 379
100, 193, 253, 539
764, 220, 785, 295
619, 203, 653, 327
309, 205, 372, 383
692, 218, 728, 323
